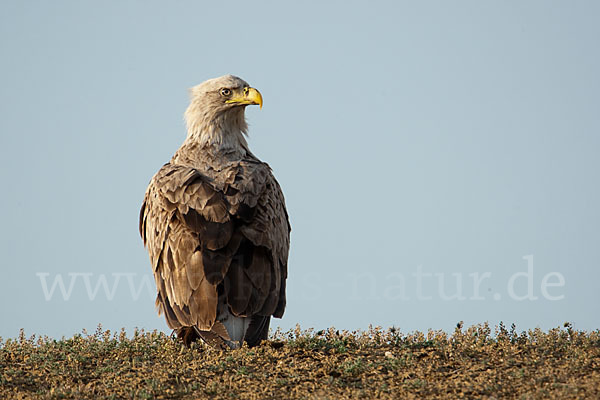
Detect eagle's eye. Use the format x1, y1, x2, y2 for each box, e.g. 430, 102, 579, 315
220, 88, 232, 97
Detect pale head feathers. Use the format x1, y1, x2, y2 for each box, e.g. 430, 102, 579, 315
184, 75, 252, 156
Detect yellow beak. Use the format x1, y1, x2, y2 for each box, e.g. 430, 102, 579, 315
226, 87, 263, 109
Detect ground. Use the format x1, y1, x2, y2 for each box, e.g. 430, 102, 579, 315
1, 323, 599, 399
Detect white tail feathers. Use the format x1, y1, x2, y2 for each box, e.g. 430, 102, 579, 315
219, 309, 251, 349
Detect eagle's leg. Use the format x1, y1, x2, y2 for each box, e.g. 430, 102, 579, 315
244, 315, 271, 347
175, 326, 200, 346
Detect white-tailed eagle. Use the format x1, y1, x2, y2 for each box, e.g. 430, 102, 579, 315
139, 75, 290, 348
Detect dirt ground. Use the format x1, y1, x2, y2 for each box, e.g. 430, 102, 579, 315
1, 322, 598, 399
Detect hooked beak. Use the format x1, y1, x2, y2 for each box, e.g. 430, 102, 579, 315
226, 87, 263, 109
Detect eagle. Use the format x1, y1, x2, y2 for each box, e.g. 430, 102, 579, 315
139, 75, 290, 348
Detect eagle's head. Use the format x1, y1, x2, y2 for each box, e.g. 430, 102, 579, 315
184, 75, 263, 154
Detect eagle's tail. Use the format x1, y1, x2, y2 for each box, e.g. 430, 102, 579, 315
219, 310, 271, 348
176, 315, 270, 349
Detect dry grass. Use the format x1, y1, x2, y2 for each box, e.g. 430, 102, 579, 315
1, 322, 599, 399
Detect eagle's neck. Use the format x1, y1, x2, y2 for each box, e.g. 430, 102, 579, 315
182, 104, 250, 161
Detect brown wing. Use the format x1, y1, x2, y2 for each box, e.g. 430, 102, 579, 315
139, 161, 290, 332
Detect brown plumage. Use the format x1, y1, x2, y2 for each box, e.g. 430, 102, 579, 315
139, 75, 290, 348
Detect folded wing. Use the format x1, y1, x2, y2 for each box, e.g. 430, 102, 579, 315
139, 161, 289, 337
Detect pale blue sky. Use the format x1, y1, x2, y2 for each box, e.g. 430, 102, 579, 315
1, 1, 599, 339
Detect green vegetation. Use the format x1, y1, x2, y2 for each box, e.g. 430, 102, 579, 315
1, 323, 599, 399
